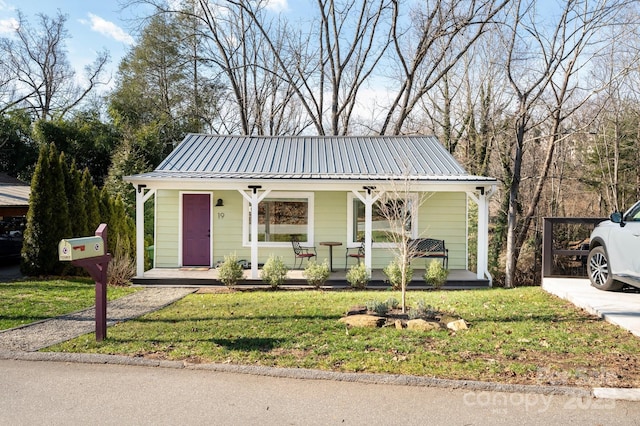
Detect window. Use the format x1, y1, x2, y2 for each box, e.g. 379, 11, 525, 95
244, 192, 314, 246
348, 193, 417, 245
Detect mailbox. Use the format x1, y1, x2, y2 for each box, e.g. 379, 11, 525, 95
59, 236, 105, 261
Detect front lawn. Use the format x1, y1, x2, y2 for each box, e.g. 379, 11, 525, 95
0, 279, 138, 330
47, 287, 640, 387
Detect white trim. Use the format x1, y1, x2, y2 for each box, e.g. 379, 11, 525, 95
346, 192, 418, 248
124, 177, 497, 194
178, 191, 213, 267
135, 187, 155, 277
242, 191, 315, 248
465, 195, 469, 271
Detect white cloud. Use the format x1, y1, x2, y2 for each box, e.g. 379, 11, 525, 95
265, 0, 288, 12
0, 17, 18, 34
85, 13, 134, 45
0, 1, 15, 12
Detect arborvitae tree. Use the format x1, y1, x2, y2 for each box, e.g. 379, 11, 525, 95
21, 144, 71, 275
82, 169, 101, 234
110, 194, 136, 258
62, 156, 87, 237
21, 144, 50, 275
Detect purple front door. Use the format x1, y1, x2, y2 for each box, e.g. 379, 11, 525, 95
183, 193, 211, 266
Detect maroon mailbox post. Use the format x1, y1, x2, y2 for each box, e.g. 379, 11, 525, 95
63, 224, 111, 341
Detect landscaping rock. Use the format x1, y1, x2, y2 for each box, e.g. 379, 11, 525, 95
338, 314, 385, 328
406, 319, 441, 331
346, 306, 367, 316
394, 319, 404, 330
446, 319, 468, 331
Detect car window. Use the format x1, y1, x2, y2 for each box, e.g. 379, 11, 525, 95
625, 202, 640, 221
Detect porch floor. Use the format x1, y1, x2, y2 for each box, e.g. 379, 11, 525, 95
133, 268, 490, 289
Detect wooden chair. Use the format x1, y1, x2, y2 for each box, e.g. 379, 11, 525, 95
345, 239, 365, 270
291, 237, 316, 269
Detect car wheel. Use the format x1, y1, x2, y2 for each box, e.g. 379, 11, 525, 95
587, 246, 624, 291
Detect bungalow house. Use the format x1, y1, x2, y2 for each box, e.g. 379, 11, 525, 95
125, 134, 497, 285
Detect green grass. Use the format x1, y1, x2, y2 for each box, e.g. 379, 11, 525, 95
47, 287, 640, 387
0, 279, 138, 330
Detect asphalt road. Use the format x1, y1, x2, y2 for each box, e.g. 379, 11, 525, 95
2, 359, 639, 426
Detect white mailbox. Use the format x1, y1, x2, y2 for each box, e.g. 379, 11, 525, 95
59, 236, 105, 261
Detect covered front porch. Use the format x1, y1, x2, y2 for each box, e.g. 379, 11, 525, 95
133, 267, 489, 289
125, 135, 499, 286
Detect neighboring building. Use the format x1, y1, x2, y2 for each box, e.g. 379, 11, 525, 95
0, 173, 30, 218
0, 173, 29, 260
125, 134, 497, 282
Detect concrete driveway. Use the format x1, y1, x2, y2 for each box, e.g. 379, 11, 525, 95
542, 277, 640, 338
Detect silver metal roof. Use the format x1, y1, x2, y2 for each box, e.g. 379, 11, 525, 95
128, 134, 496, 183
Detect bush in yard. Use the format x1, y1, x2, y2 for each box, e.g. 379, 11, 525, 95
261, 255, 289, 288
107, 244, 136, 286
346, 262, 370, 289
218, 253, 245, 287
385, 297, 399, 309
382, 259, 413, 290
424, 260, 449, 289
303, 259, 330, 288
408, 299, 438, 319
365, 300, 388, 315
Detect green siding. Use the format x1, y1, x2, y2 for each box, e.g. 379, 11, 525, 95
153, 190, 468, 270
155, 189, 179, 267
212, 190, 251, 263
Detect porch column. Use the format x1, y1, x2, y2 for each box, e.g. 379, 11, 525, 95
468, 186, 495, 285
134, 185, 155, 277
353, 187, 381, 271
239, 187, 271, 279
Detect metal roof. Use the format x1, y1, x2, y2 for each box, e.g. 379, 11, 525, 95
128, 134, 496, 183
0, 174, 30, 207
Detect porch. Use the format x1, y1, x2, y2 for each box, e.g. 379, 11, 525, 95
133, 268, 489, 289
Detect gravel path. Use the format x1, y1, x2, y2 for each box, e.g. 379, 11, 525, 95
0, 288, 195, 352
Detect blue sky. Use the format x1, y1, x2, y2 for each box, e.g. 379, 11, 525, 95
0, 0, 293, 92
0, 0, 139, 85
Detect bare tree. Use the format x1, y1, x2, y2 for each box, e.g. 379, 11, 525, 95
226, 0, 394, 135
498, 0, 630, 287
379, 0, 509, 135
0, 11, 109, 119
375, 174, 432, 313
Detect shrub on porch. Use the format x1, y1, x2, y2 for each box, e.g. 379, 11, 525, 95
303, 260, 330, 288
218, 254, 244, 287
424, 260, 449, 289
346, 262, 370, 289
261, 255, 289, 288
382, 259, 413, 290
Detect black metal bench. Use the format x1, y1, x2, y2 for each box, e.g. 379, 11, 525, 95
408, 238, 448, 269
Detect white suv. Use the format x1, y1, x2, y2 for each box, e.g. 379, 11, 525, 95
587, 201, 640, 291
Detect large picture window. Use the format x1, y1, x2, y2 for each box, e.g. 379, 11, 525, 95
348, 194, 417, 245
245, 192, 314, 246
